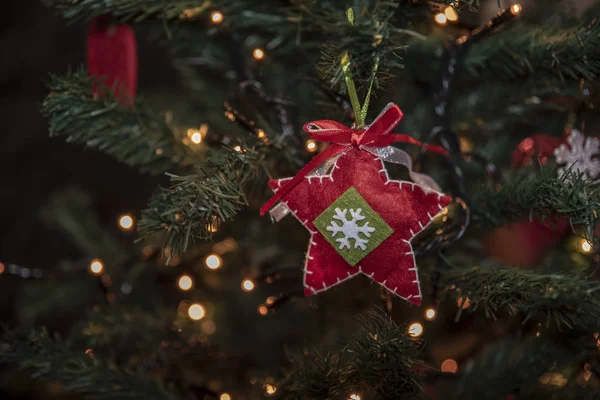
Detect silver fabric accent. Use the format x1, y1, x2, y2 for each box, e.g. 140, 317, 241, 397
362, 145, 442, 192
270, 202, 291, 222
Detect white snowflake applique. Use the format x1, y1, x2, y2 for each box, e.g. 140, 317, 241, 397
326, 208, 376, 251
554, 129, 600, 179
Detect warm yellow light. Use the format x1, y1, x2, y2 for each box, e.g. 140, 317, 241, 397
220, 394, 231, 400
191, 132, 202, 144
434, 13, 447, 25
253, 48, 265, 60
425, 308, 437, 321
348, 394, 361, 400
205, 254, 222, 270
0, 262, 5, 275
89, 259, 104, 275
211, 10, 224, 24
441, 359, 458, 373
188, 303, 206, 320
444, 6, 458, 21
305, 139, 317, 152
257, 129, 266, 138
265, 384, 277, 395
118, 214, 134, 230
234, 145, 242, 152
258, 305, 269, 315
408, 322, 424, 337
510, 4, 522, 15
178, 275, 193, 291
581, 239, 592, 253
242, 279, 255, 292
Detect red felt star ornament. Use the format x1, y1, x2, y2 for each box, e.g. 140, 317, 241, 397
269, 149, 451, 305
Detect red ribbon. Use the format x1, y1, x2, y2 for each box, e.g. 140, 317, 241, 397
260, 104, 448, 216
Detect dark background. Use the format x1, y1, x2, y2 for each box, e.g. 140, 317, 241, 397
0, 1, 163, 323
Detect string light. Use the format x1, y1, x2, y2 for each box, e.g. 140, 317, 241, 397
434, 13, 447, 25
89, 259, 104, 275
348, 394, 361, 400
242, 279, 255, 292
258, 305, 269, 315
424, 308, 437, 321
510, 4, 522, 15
178, 275, 194, 291
220, 394, 231, 400
444, 6, 458, 22
408, 322, 424, 337
205, 254, 222, 270
265, 384, 277, 395
191, 132, 202, 144
118, 214, 134, 231
211, 10, 224, 24
188, 303, 206, 320
253, 48, 265, 60
234, 145, 242, 152
581, 239, 592, 253
257, 129, 266, 138
441, 359, 458, 373
0, 262, 4, 275
305, 139, 317, 152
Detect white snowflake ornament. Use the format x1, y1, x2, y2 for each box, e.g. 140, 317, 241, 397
554, 130, 600, 179
326, 208, 376, 251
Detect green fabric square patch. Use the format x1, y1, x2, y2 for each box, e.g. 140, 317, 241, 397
313, 187, 393, 266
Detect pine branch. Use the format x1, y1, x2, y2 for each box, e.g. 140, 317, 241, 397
442, 265, 600, 329
138, 144, 262, 256
471, 167, 600, 238
463, 19, 600, 81
454, 336, 592, 400
0, 329, 178, 400
40, 188, 123, 262
42, 69, 189, 175
278, 309, 423, 400
43, 0, 208, 22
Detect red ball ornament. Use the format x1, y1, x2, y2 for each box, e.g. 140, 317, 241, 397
87, 17, 138, 104
262, 104, 451, 305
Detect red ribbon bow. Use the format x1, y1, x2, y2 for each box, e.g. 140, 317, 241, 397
260, 103, 448, 216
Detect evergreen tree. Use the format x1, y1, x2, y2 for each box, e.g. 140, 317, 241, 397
2, 1, 600, 399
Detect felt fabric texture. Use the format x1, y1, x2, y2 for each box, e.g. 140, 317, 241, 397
269, 150, 451, 305
313, 187, 393, 266
87, 17, 137, 104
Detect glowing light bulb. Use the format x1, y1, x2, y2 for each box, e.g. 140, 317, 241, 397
253, 48, 265, 60
265, 384, 277, 395
441, 359, 458, 373
510, 4, 522, 15
425, 308, 437, 321
444, 6, 458, 21
178, 275, 193, 291
435, 13, 447, 25
118, 214, 134, 231
205, 254, 222, 270
188, 303, 206, 320
258, 305, 268, 315
348, 394, 361, 400
242, 279, 255, 292
257, 129, 266, 138
211, 10, 224, 24
408, 322, 424, 337
234, 145, 242, 152
89, 259, 104, 275
0, 262, 5, 275
581, 239, 592, 253
191, 132, 202, 144
220, 394, 231, 400
305, 139, 317, 152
